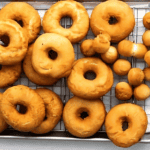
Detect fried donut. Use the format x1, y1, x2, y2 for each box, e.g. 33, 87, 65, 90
0, 63, 21, 88
142, 30, 150, 47
67, 57, 113, 99
0, 93, 8, 133
32, 33, 75, 78
32, 88, 63, 134
0, 2, 41, 43
90, 0, 135, 43
0, 19, 28, 65
63, 96, 106, 137
113, 59, 131, 76
144, 51, 150, 67
0, 85, 45, 132
23, 44, 58, 86
143, 12, 150, 29
128, 68, 144, 86
143, 67, 150, 81
134, 84, 150, 101
42, 1, 89, 43
105, 103, 148, 148
115, 82, 133, 101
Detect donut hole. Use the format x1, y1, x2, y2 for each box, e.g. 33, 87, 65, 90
16, 104, 27, 114
14, 19, 24, 27
109, 16, 118, 25
80, 111, 89, 119
0, 34, 10, 47
48, 50, 58, 60
0, 65, 2, 70
84, 71, 96, 80
60, 16, 73, 29
44, 116, 48, 121
122, 119, 129, 131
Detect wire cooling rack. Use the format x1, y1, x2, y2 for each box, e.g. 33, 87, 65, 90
1, 1, 150, 142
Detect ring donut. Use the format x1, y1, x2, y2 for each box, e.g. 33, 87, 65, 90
0, 85, 45, 132
23, 44, 58, 86
67, 57, 113, 99
63, 96, 106, 137
32, 88, 63, 134
32, 33, 75, 79
42, 1, 89, 43
0, 2, 41, 43
90, 0, 135, 43
105, 103, 148, 148
0, 63, 21, 88
0, 19, 28, 65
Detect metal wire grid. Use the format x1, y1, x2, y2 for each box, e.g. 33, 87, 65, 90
0, 2, 150, 136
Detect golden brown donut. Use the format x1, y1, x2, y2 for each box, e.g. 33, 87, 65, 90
105, 103, 148, 148
0, 19, 28, 65
23, 44, 58, 86
142, 30, 150, 47
113, 59, 131, 76
101, 46, 118, 64
63, 96, 106, 138
0, 2, 41, 43
0, 63, 21, 88
42, 1, 89, 43
67, 57, 113, 99
134, 84, 150, 101
143, 67, 150, 81
32, 33, 75, 78
32, 88, 63, 134
115, 82, 133, 101
144, 51, 150, 66
128, 68, 144, 86
90, 0, 135, 43
0, 93, 8, 133
143, 12, 150, 29
0, 85, 45, 132
118, 40, 148, 59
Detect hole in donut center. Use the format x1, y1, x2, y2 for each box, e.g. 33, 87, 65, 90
16, 104, 27, 114
0, 65, 2, 70
0, 35, 10, 47
60, 16, 73, 29
84, 71, 96, 80
14, 19, 23, 27
80, 111, 89, 119
122, 121, 128, 131
48, 50, 58, 60
44, 116, 47, 121
109, 16, 118, 25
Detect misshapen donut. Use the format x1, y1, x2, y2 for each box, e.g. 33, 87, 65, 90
32, 33, 75, 78
23, 44, 58, 86
32, 88, 63, 134
0, 19, 28, 65
42, 1, 89, 43
90, 0, 135, 43
0, 2, 41, 43
63, 96, 106, 137
67, 57, 113, 99
0, 85, 45, 132
105, 103, 148, 148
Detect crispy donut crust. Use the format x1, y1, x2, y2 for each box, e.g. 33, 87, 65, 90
105, 103, 148, 148
32, 88, 63, 134
0, 19, 28, 65
42, 1, 89, 43
0, 93, 8, 133
0, 63, 21, 88
63, 96, 106, 137
0, 2, 41, 43
23, 44, 58, 86
32, 33, 75, 78
90, 0, 135, 43
0, 85, 45, 132
67, 57, 113, 99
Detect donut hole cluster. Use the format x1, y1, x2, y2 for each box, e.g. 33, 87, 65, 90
109, 16, 118, 25
60, 16, 73, 29
0, 34, 10, 47
16, 104, 28, 114
84, 70, 96, 80
48, 50, 58, 60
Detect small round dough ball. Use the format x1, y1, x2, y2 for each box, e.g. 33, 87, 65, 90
115, 82, 133, 101
101, 46, 118, 64
143, 12, 150, 29
143, 67, 150, 81
113, 59, 131, 76
142, 30, 150, 47
144, 51, 150, 67
128, 68, 144, 86
134, 84, 150, 100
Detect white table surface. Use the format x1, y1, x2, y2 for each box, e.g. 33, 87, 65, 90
0, 139, 150, 150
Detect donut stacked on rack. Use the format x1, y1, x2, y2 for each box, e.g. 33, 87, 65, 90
0, 0, 149, 148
